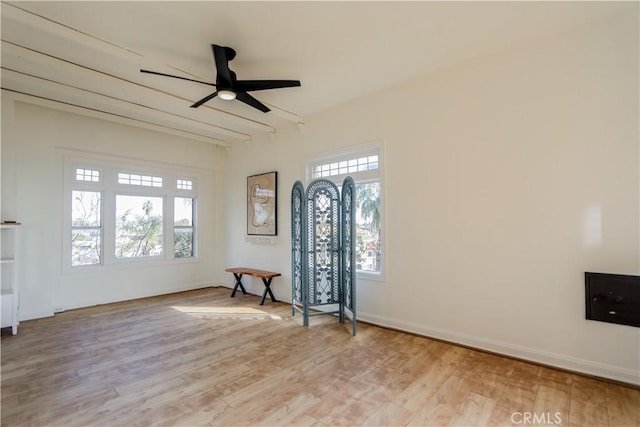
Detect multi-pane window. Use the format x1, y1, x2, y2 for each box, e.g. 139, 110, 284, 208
312, 155, 379, 179
177, 179, 193, 190
76, 168, 100, 182
71, 191, 102, 266
174, 197, 195, 258
115, 195, 163, 258
308, 144, 384, 275
118, 172, 163, 187
67, 161, 198, 268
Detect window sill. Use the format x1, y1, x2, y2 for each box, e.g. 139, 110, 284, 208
357, 271, 386, 283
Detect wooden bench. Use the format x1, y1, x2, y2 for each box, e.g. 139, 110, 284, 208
225, 267, 282, 305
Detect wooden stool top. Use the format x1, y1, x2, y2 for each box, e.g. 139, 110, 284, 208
225, 267, 281, 279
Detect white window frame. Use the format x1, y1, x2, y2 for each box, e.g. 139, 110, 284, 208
70, 180, 103, 267
173, 196, 197, 259
63, 153, 199, 273
307, 140, 386, 282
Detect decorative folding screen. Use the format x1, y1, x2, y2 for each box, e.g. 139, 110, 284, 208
291, 177, 356, 335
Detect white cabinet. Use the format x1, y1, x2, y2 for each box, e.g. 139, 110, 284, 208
1, 223, 20, 335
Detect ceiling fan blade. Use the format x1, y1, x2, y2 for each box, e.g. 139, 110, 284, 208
140, 69, 215, 86
236, 92, 270, 113
190, 91, 218, 108
235, 79, 301, 92
212, 44, 235, 86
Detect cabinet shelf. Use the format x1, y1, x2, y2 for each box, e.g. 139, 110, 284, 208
1, 223, 20, 335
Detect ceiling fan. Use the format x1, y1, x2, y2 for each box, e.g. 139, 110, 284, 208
141, 44, 301, 113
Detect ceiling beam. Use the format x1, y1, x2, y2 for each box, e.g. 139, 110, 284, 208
1, 41, 259, 140
1, 68, 249, 143
2, 89, 230, 147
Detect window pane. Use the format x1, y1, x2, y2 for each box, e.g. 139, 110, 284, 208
355, 182, 381, 273
174, 198, 194, 258
118, 172, 163, 188
174, 197, 193, 226
177, 179, 193, 190
72, 229, 101, 266
72, 191, 101, 227
312, 152, 379, 180
75, 168, 100, 182
174, 229, 194, 258
115, 195, 163, 258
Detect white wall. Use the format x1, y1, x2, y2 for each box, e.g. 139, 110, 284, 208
1, 100, 227, 319
223, 13, 639, 384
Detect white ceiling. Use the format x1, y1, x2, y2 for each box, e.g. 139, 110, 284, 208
1, 1, 629, 146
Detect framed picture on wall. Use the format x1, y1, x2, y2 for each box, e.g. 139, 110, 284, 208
247, 171, 277, 236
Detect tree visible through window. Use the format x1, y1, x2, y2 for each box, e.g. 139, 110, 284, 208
115, 195, 163, 258
174, 197, 194, 258
71, 191, 102, 266
355, 182, 381, 272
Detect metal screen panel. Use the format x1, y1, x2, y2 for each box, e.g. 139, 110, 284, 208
306, 179, 340, 306
341, 176, 357, 335
291, 181, 305, 313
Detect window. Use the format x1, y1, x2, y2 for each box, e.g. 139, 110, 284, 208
66, 156, 198, 269
177, 179, 193, 190
118, 172, 162, 187
115, 195, 163, 259
174, 197, 195, 258
71, 190, 102, 266
308, 142, 384, 276
312, 155, 379, 178
354, 182, 382, 273
76, 168, 100, 182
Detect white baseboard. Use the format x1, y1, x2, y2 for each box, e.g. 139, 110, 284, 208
19, 309, 55, 322
358, 311, 640, 387
56, 282, 218, 313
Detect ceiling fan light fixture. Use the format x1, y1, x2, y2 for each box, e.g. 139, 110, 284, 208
218, 90, 236, 101
141, 44, 300, 112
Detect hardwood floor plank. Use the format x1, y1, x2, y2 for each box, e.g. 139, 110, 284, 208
395, 345, 471, 411
569, 374, 609, 426
448, 391, 498, 427
488, 389, 534, 427
406, 372, 475, 426
2, 287, 638, 427
215, 391, 322, 427
362, 402, 417, 427
604, 382, 640, 427
306, 389, 382, 426
531, 367, 573, 426
152, 389, 232, 427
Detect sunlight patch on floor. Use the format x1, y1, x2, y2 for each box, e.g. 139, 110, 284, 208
170, 305, 283, 320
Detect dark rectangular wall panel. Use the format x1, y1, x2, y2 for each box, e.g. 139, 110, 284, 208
585, 272, 640, 327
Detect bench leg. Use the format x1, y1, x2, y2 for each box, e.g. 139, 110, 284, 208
230, 273, 247, 298
260, 277, 277, 305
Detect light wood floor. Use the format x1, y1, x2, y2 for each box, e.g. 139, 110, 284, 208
2, 287, 638, 427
